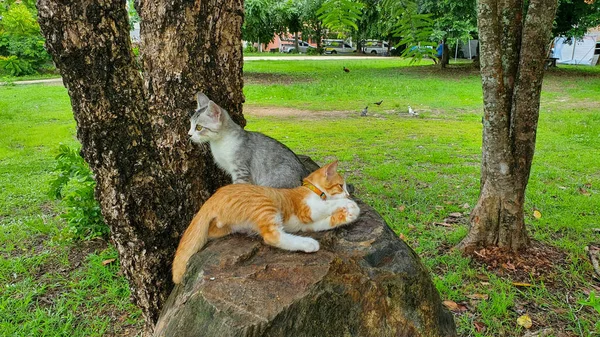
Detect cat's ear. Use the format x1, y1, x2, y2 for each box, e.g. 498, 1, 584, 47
325, 160, 339, 179
207, 101, 223, 122
196, 92, 210, 109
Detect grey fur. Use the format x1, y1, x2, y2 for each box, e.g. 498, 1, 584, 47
188, 92, 310, 188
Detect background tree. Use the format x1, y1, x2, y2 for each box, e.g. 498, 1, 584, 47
421, 0, 477, 67
37, 0, 245, 332
273, 0, 303, 51
458, 0, 559, 253
298, 0, 327, 51
243, 0, 277, 50
318, 0, 364, 39
554, 0, 600, 37
0, 1, 51, 76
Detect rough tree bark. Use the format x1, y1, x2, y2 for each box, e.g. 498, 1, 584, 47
37, 0, 244, 332
458, 0, 558, 252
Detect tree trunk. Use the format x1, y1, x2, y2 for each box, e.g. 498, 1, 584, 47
37, 0, 245, 333
441, 38, 450, 68
458, 0, 558, 253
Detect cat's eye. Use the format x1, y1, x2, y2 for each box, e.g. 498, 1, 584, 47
196, 125, 204, 131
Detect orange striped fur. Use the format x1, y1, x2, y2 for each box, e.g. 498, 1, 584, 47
172, 161, 360, 284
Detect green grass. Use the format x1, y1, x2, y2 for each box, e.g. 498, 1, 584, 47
1, 60, 599, 336
0, 85, 142, 336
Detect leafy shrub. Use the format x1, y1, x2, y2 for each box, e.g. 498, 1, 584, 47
0, 55, 34, 76
1, 3, 40, 36
0, 3, 53, 75
49, 145, 109, 240
244, 45, 259, 53
307, 47, 321, 55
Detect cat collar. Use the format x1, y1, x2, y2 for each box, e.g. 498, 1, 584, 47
303, 181, 327, 200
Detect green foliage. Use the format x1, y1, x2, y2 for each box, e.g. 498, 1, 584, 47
421, 0, 477, 44
383, 0, 436, 61
0, 2, 52, 76
0, 55, 34, 76
127, 0, 140, 30
318, 0, 364, 33
1, 3, 39, 36
243, 0, 277, 44
579, 291, 600, 332
49, 145, 108, 241
297, 0, 327, 48
554, 0, 600, 37
273, 0, 303, 35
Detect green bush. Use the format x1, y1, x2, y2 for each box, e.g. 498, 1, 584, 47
0, 3, 53, 76
307, 47, 321, 55
0, 55, 34, 76
244, 45, 259, 53
49, 145, 109, 241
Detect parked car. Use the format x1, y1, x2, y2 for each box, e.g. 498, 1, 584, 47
362, 40, 395, 55
323, 39, 356, 54
280, 40, 315, 53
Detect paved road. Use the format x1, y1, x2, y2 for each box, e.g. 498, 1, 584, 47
3, 55, 384, 86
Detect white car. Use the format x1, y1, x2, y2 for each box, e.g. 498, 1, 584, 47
323, 39, 356, 54
362, 40, 395, 55
280, 40, 314, 53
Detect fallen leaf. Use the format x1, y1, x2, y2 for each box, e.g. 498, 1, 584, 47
433, 222, 453, 227
467, 293, 489, 300
533, 210, 542, 219
398, 233, 406, 240
397, 205, 406, 212
512, 282, 533, 287
502, 262, 516, 271
474, 321, 486, 333
578, 187, 591, 196
442, 300, 458, 311
462, 203, 470, 209
448, 212, 463, 218
444, 201, 453, 205
407, 224, 416, 230
435, 205, 444, 210
475, 274, 490, 281
442, 300, 468, 313
558, 185, 567, 190
517, 314, 533, 329
102, 258, 116, 266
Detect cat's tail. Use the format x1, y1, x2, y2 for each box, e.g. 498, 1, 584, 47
172, 209, 212, 284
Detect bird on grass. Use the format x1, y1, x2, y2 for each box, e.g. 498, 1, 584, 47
343, 66, 350, 73
360, 106, 368, 116
408, 106, 418, 116
373, 100, 383, 106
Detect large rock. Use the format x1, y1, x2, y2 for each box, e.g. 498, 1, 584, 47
154, 202, 456, 337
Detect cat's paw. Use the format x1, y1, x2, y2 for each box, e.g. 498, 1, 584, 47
344, 200, 360, 222
329, 201, 361, 227
299, 237, 320, 253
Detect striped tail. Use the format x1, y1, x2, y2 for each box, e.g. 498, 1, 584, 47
172, 210, 212, 284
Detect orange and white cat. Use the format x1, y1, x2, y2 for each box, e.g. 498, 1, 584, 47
172, 161, 360, 284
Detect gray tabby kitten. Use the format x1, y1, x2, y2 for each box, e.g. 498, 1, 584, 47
188, 92, 311, 188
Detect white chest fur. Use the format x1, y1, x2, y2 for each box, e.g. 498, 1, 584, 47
209, 134, 243, 173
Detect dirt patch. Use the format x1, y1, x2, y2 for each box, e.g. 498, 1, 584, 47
244, 106, 402, 119
244, 72, 312, 85
244, 106, 350, 118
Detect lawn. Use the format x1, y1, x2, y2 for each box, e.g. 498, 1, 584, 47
1, 59, 599, 336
